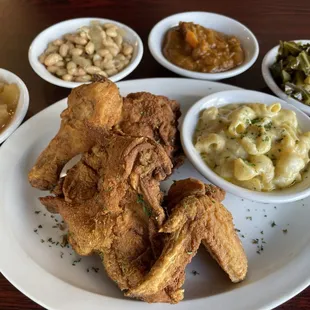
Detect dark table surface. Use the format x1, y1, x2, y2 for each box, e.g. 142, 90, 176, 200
0, 0, 310, 309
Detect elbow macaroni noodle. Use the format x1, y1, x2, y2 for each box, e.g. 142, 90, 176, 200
194, 103, 310, 191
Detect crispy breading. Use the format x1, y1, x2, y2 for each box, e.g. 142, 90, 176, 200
166, 178, 248, 283
127, 194, 213, 301
117, 92, 183, 167
28, 80, 122, 190
40, 133, 185, 303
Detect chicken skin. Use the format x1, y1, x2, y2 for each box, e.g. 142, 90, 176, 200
166, 178, 248, 283
40, 132, 185, 303
28, 80, 122, 190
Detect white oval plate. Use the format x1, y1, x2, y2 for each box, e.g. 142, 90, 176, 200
262, 40, 310, 115
0, 78, 309, 310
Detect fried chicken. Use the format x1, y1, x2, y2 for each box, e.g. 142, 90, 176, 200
28, 85, 183, 191
166, 178, 248, 283
28, 80, 122, 190
117, 92, 183, 167
39, 132, 184, 303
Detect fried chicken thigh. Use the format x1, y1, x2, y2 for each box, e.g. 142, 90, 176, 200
40, 132, 184, 303
28, 80, 122, 190
117, 92, 182, 166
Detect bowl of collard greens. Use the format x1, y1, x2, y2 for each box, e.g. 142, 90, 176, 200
262, 40, 310, 115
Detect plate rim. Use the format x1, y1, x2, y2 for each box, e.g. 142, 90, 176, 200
0, 77, 309, 310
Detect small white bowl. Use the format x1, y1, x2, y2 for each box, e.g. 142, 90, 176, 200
28, 18, 143, 88
262, 40, 310, 115
0, 69, 29, 144
148, 12, 259, 80
181, 89, 310, 203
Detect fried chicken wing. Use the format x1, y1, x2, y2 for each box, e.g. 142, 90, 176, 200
127, 193, 213, 301
166, 178, 248, 283
118, 92, 183, 166
40, 133, 184, 303
28, 80, 122, 190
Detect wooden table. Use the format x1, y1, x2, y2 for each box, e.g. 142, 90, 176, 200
0, 0, 309, 309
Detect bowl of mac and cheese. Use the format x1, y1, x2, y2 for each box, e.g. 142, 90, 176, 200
181, 89, 310, 203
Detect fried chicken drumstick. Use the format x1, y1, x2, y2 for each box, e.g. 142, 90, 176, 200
28, 80, 122, 190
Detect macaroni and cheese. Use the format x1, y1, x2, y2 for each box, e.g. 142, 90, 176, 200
194, 103, 310, 191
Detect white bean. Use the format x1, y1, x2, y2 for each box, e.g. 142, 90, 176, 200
114, 34, 123, 47
66, 61, 76, 71
85, 66, 101, 74
103, 23, 118, 30
45, 44, 59, 54
65, 34, 88, 45
103, 53, 113, 62
59, 43, 69, 57
107, 46, 119, 57
93, 54, 102, 62
102, 36, 117, 48
47, 65, 58, 73
44, 53, 63, 66
102, 60, 115, 70
39, 54, 46, 64
75, 75, 92, 82
115, 54, 126, 61
76, 68, 86, 76
80, 31, 88, 39
97, 70, 108, 77
122, 44, 133, 55
106, 28, 117, 37
55, 61, 65, 67
71, 48, 83, 56
68, 67, 78, 76
62, 74, 73, 81
85, 41, 95, 55
98, 49, 110, 57
56, 68, 67, 77
94, 60, 102, 67
53, 39, 64, 46
106, 68, 117, 76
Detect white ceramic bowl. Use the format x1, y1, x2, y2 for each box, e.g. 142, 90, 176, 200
148, 12, 259, 80
262, 40, 310, 115
28, 18, 143, 88
181, 89, 310, 203
0, 69, 29, 144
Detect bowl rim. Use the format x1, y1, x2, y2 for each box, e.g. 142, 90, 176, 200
181, 89, 310, 203
262, 39, 310, 115
28, 17, 144, 88
148, 11, 259, 80
0, 68, 29, 144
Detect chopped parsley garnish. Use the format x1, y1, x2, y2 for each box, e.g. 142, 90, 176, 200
264, 122, 272, 130
251, 118, 262, 124
244, 160, 255, 167
34, 211, 41, 214
235, 228, 241, 232
137, 194, 152, 217
60, 252, 64, 258
271, 221, 277, 227
260, 230, 264, 235
252, 239, 259, 244
92, 267, 99, 273
38, 225, 42, 229
187, 251, 193, 255
246, 216, 252, 221
191, 270, 199, 276
283, 229, 288, 234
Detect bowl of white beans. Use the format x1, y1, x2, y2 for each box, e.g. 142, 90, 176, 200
28, 18, 143, 88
